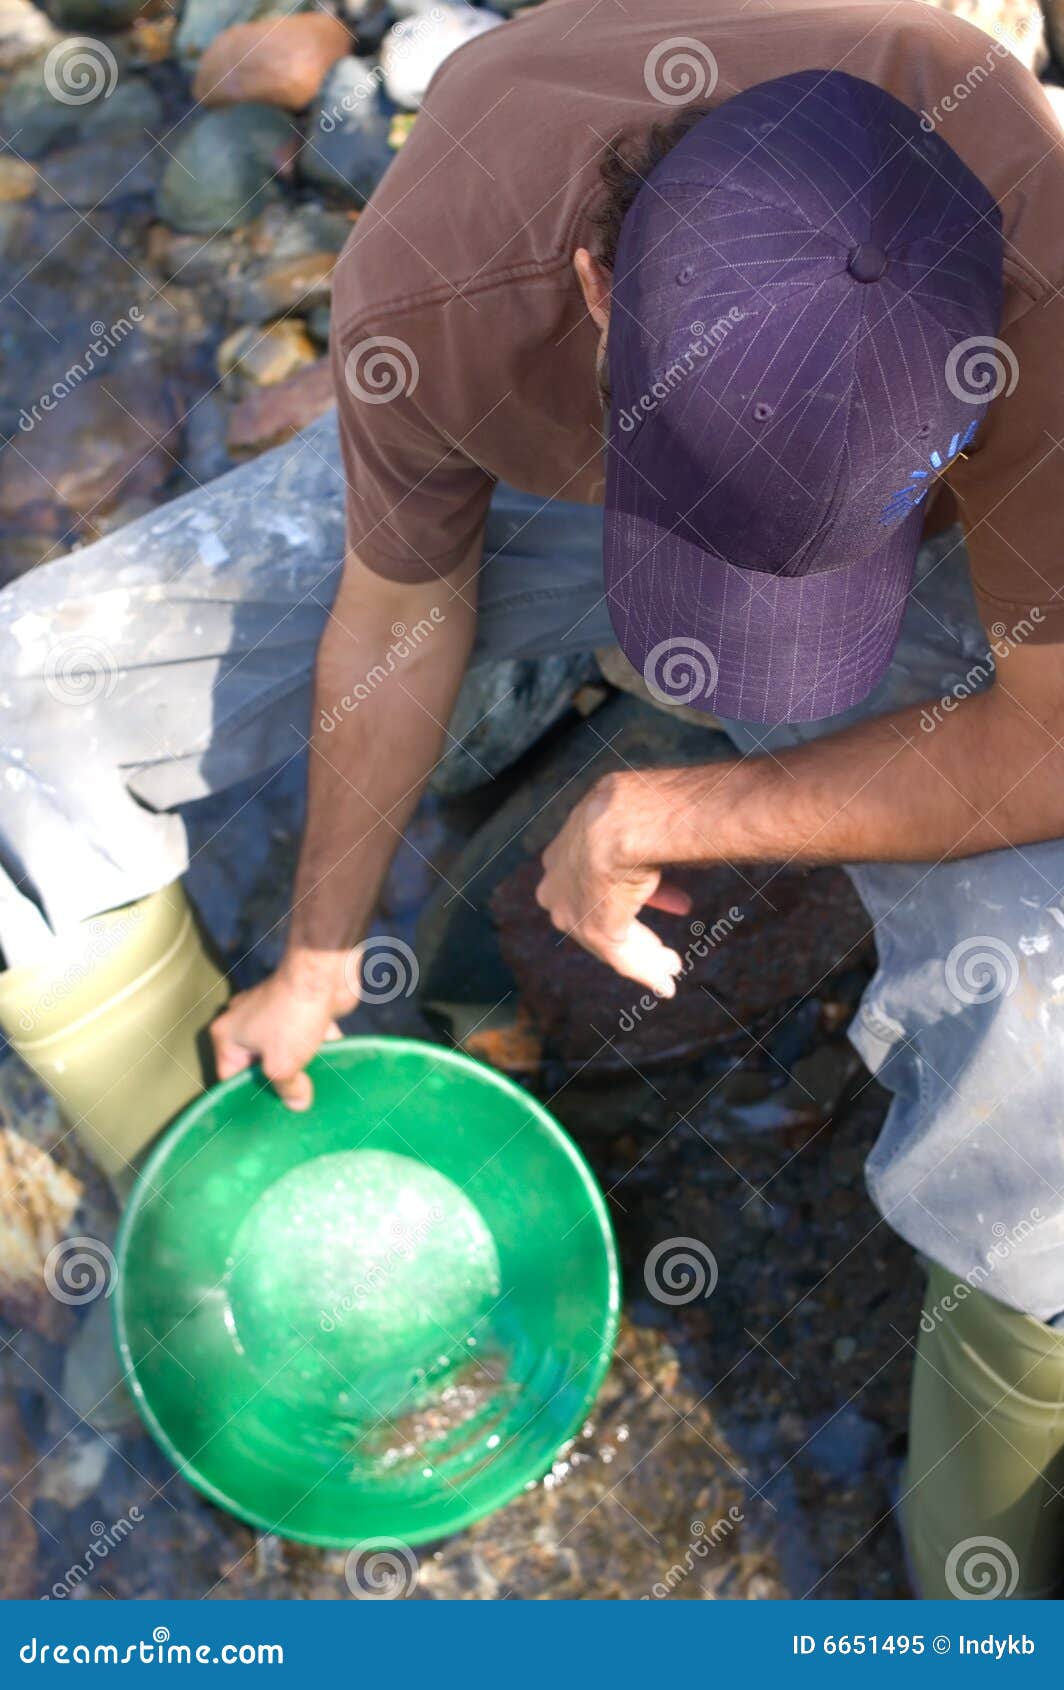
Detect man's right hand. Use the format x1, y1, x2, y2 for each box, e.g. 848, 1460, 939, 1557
210, 957, 357, 1111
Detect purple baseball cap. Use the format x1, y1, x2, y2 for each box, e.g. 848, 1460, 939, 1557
604, 69, 1004, 723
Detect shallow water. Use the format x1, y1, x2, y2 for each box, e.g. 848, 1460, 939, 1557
2, 763, 915, 1600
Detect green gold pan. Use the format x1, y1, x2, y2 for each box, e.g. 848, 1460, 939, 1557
114, 1037, 620, 1548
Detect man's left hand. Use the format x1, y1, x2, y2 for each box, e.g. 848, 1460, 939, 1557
535, 774, 691, 994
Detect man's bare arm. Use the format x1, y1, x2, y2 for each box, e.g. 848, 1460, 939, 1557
536, 634, 1064, 991
211, 541, 479, 1105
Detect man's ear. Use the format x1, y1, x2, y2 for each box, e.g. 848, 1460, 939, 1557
574, 248, 611, 333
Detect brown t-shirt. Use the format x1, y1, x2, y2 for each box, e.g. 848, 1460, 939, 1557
331, 0, 1064, 634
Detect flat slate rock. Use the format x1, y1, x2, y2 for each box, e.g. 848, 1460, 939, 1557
492, 857, 871, 1071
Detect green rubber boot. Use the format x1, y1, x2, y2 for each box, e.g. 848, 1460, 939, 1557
902, 1262, 1064, 1599
0, 884, 230, 1192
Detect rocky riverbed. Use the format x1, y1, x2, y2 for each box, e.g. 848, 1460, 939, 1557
0, 0, 1061, 1604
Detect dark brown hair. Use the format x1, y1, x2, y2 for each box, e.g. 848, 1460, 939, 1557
589, 107, 711, 271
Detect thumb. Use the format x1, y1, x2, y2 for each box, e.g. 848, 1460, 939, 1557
605, 920, 684, 995
263, 1059, 314, 1112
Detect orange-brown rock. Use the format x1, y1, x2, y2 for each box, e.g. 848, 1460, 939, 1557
227, 357, 334, 456
193, 14, 352, 111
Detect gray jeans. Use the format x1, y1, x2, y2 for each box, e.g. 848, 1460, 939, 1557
3, 410, 1063, 1323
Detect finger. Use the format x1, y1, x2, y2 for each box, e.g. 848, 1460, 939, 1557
265, 1065, 314, 1112
643, 880, 692, 916
212, 1027, 254, 1082
599, 921, 684, 995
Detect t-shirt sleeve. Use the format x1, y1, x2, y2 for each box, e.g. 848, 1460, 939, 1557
331, 313, 494, 583
946, 285, 1064, 639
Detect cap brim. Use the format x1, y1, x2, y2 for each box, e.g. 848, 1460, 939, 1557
603, 478, 919, 725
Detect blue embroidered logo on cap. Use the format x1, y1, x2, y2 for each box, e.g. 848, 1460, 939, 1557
880, 420, 979, 525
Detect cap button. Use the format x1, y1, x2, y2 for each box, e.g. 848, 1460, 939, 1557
847, 243, 888, 283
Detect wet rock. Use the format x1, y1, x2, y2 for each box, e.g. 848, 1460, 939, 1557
339, 0, 391, 51
381, 4, 502, 110
0, 0, 59, 71
194, 13, 352, 110
218, 317, 318, 389
492, 857, 871, 1071
44, 0, 145, 26
35, 132, 161, 207
175, 0, 313, 63
777, 1041, 862, 1120
229, 250, 335, 323
800, 1407, 884, 1484
0, 1127, 83, 1341
1, 53, 160, 157
226, 356, 333, 452
61, 1296, 139, 1431
0, 361, 181, 537
927, 0, 1046, 72
299, 55, 394, 205
36, 1432, 110, 1508
157, 104, 295, 234
0, 155, 36, 200
307, 302, 331, 344
0, 1488, 37, 1598
430, 653, 600, 797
